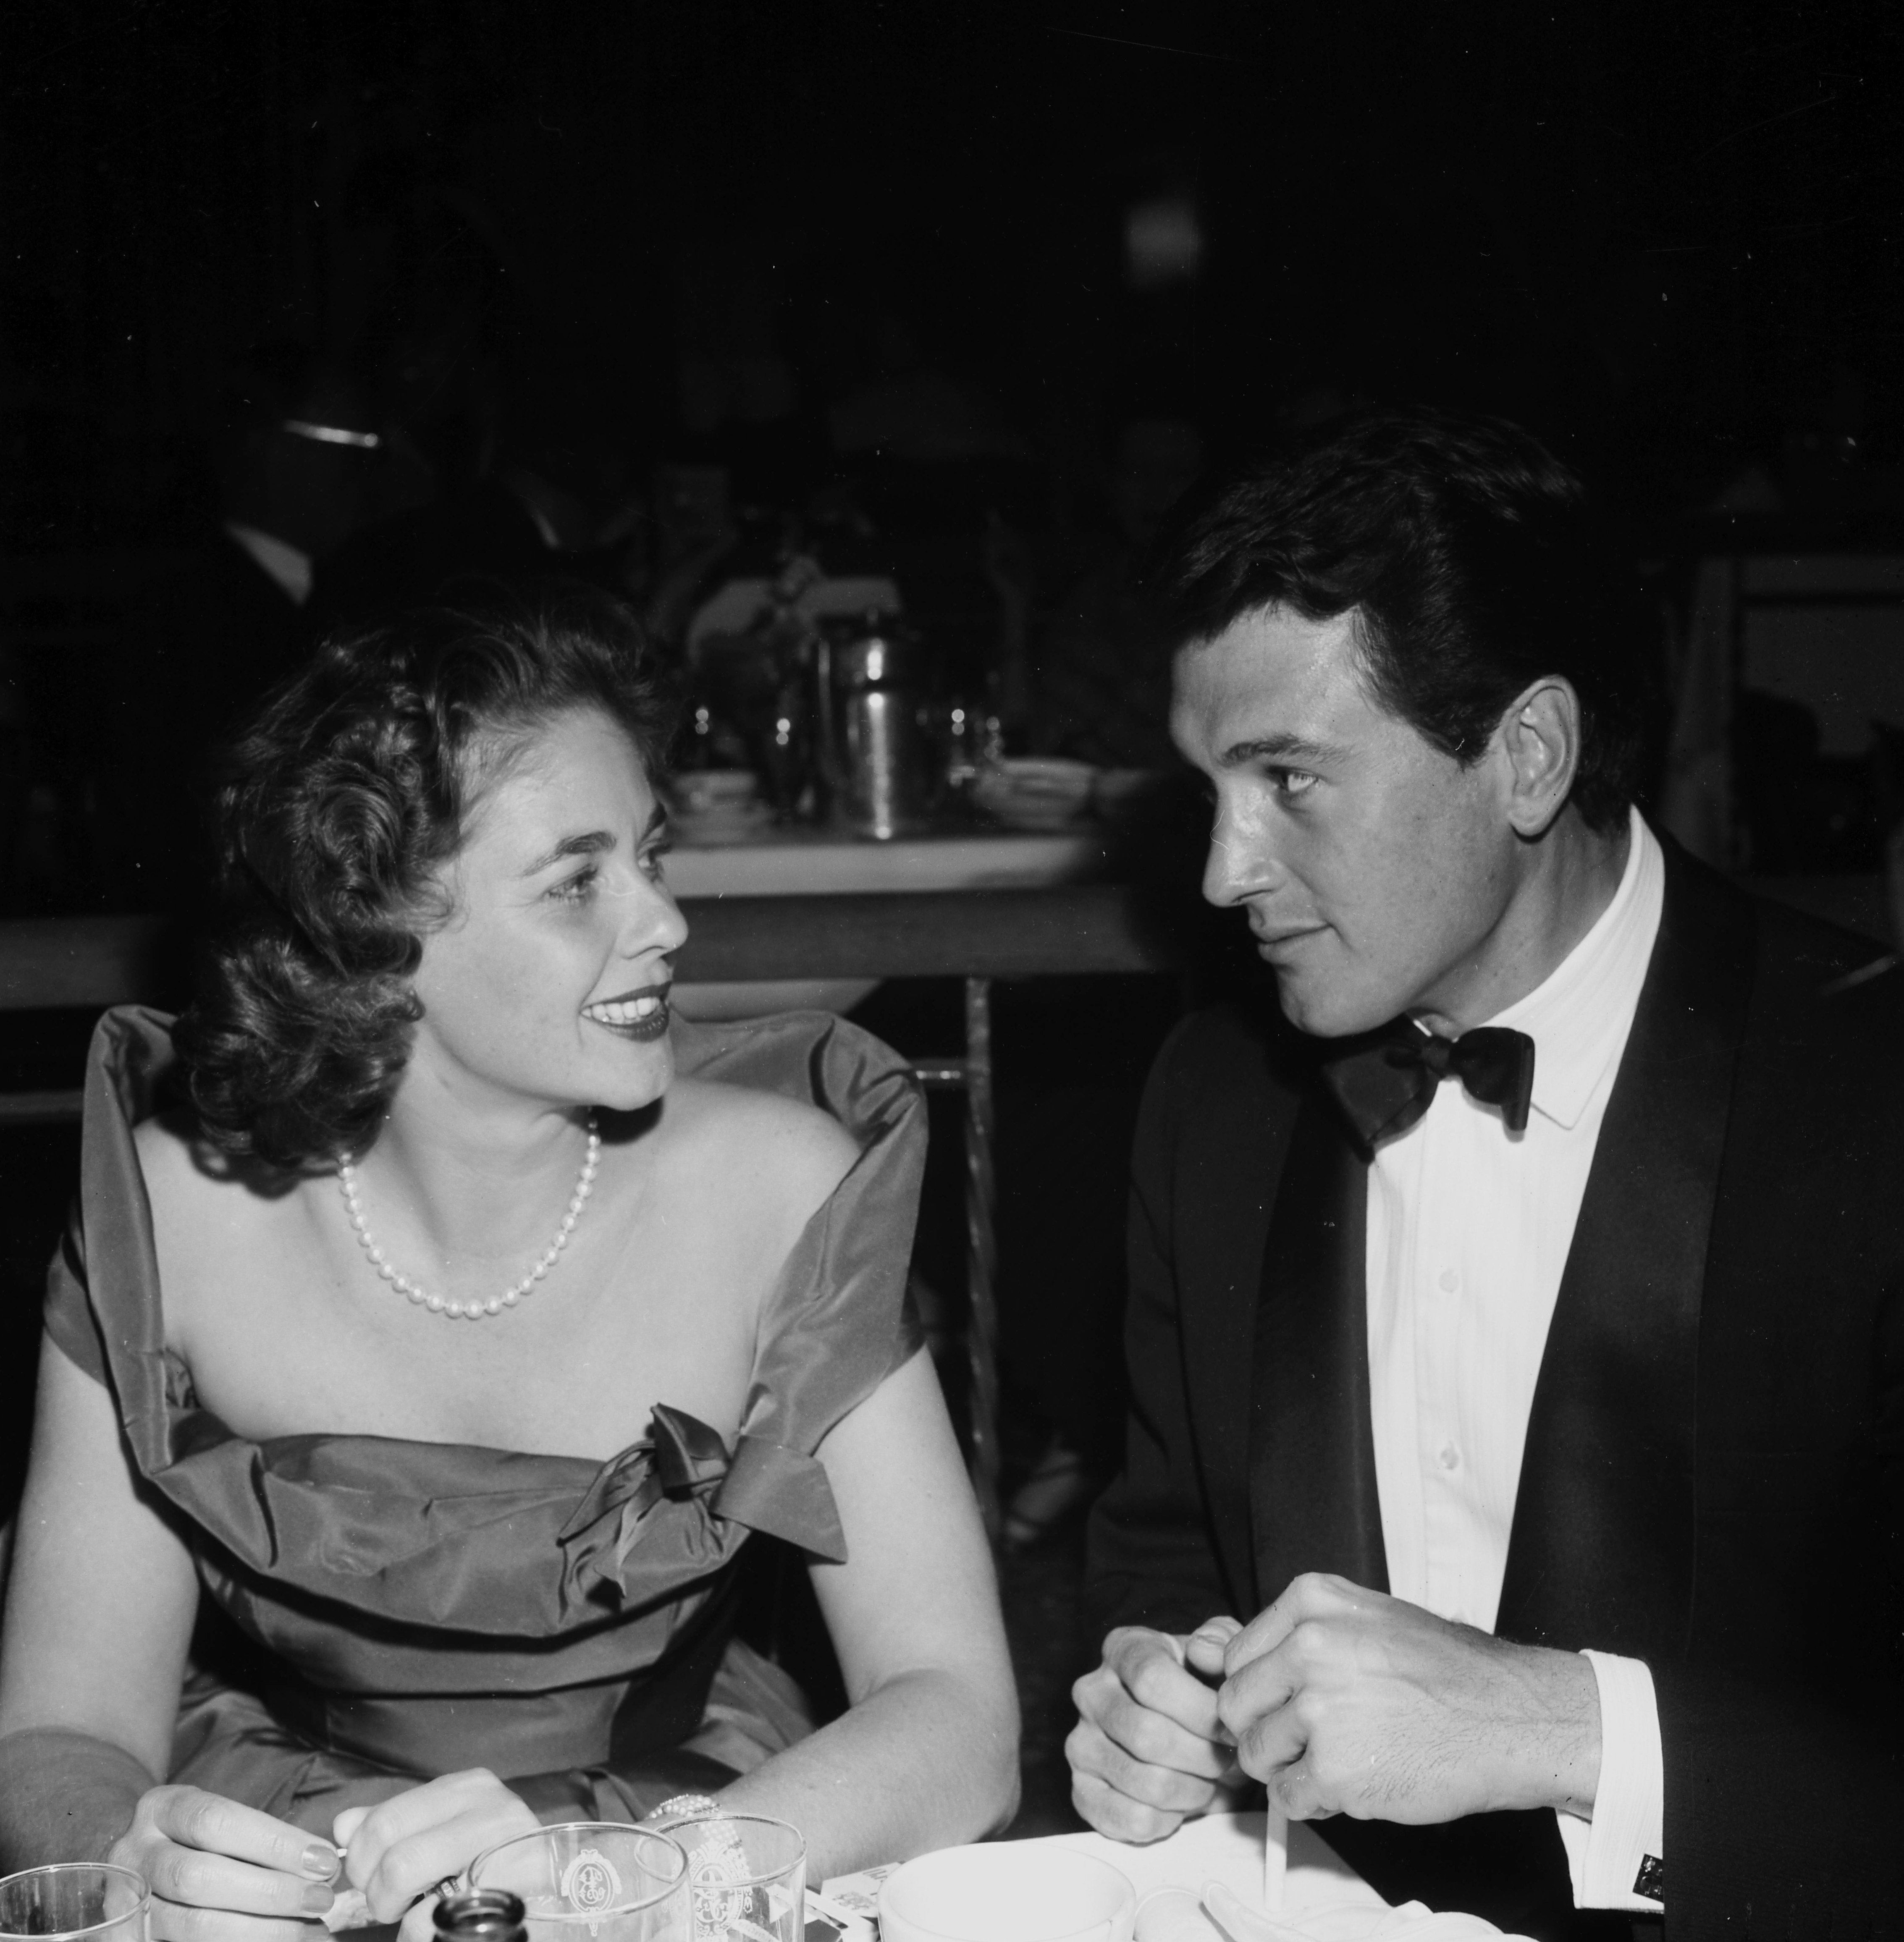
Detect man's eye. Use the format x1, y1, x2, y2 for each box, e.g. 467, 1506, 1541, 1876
1269, 768, 1319, 798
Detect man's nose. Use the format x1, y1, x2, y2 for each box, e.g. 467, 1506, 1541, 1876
1201, 796, 1281, 908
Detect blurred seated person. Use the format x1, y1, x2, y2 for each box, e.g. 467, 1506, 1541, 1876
314, 406, 631, 632
0, 589, 1018, 1931
99, 349, 385, 912
1030, 414, 1204, 771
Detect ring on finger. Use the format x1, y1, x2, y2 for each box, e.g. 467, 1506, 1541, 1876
404, 1876, 464, 1914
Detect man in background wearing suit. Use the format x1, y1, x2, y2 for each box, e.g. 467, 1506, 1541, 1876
1069, 411, 1902, 1939
99, 352, 381, 912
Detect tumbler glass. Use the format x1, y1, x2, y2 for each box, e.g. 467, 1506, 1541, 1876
657, 1814, 803, 1942
469, 1824, 687, 1942
0, 1863, 149, 1942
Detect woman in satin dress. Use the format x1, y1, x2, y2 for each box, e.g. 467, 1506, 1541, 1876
0, 589, 1017, 1936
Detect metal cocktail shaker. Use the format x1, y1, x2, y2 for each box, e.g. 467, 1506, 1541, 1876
817, 611, 932, 839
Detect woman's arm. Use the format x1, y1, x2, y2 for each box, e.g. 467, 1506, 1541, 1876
0, 1334, 202, 1859
716, 1349, 1020, 1877
0, 1337, 340, 1936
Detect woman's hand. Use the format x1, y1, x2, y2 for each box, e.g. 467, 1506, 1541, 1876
106, 1783, 342, 1942
333, 1770, 538, 1931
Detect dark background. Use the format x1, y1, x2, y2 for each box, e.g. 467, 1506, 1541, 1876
6, 0, 1902, 552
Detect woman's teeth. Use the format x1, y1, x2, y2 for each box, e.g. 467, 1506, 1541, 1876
585, 996, 665, 1025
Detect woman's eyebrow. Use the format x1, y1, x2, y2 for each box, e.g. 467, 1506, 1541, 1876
519, 830, 616, 875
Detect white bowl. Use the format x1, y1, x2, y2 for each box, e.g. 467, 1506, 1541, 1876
990, 757, 1097, 797
670, 769, 761, 817
879, 1844, 1136, 1942
1091, 767, 1170, 818
972, 757, 1097, 831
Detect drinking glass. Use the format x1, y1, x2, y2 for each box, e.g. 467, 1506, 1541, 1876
0, 1863, 149, 1942
469, 1824, 687, 1942
658, 1814, 803, 1942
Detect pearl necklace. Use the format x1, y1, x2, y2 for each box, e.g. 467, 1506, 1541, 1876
336, 1116, 601, 1320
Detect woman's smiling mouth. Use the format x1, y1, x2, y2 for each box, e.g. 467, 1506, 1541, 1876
582, 985, 671, 1040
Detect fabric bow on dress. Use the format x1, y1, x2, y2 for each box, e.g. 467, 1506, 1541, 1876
558, 1402, 848, 1596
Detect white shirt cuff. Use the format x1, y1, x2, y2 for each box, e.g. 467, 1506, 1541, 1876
1553, 1649, 1664, 1911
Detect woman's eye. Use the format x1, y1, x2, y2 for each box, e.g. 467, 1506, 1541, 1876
639, 843, 671, 882
551, 867, 599, 904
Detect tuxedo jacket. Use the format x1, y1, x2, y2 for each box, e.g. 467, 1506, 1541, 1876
1086, 841, 1904, 1942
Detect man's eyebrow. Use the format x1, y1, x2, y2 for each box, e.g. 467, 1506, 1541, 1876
519, 830, 616, 876
1218, 733, 1348, 768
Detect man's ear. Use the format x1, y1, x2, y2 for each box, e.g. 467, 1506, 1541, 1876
1496, 677, 1580, 838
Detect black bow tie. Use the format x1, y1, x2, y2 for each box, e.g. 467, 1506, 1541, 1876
1319, 1018, 1537, 1153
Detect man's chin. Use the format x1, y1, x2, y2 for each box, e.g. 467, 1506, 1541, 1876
1272, 972, 1393, 1042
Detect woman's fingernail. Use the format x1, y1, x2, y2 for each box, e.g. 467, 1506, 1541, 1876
303, 1844, 341, 1881
303, 1883, 338, 1916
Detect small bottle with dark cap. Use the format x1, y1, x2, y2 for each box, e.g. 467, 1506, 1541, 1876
434, 1890, 528, 1942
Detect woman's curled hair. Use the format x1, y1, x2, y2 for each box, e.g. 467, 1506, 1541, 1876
172, 585, 675, 1170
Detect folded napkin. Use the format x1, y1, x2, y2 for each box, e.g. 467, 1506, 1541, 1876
1060, 1815, 1535, 1942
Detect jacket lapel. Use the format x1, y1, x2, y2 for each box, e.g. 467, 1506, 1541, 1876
1495, 843, 1752, 1652
1171, 1012, 1305, 1617
1248, 1090, 1388, 1606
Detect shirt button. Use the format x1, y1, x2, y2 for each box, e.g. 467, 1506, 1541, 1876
1438, 1443, 1461, 1470
1438, 1266, 1459, 1291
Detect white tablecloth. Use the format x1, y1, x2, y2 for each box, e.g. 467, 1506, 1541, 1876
1051, 1812, 1383, 1928
1044, 1814, 1524, 1940
825, 1813, 1528, 1941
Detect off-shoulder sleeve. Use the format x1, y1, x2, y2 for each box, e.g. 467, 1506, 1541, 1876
44, 1215, 108, 1382
671, 1010, 928, 1557
41, 1007, 178, 1399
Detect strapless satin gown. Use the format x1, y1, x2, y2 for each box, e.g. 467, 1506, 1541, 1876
45, 1006, 925, 1832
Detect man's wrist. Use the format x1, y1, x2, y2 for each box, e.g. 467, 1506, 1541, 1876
1493, 1643, 1602, 1818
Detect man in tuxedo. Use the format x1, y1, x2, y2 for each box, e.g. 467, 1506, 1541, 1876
1068, 410, 1903, 1939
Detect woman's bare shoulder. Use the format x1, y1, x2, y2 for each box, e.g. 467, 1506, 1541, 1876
661, 1076, 860, 1208
131, 1111, 206, 1206
132, 1113, 302, 1231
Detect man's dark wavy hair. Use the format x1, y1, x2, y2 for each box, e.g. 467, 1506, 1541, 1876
172, 584, 675, 1171
1147, 408, 1646, 831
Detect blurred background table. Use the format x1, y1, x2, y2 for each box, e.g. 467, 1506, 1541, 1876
669, 823, 1110, 1019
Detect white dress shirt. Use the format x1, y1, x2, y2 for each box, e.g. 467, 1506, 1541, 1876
1364, 807, 1666, 1913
